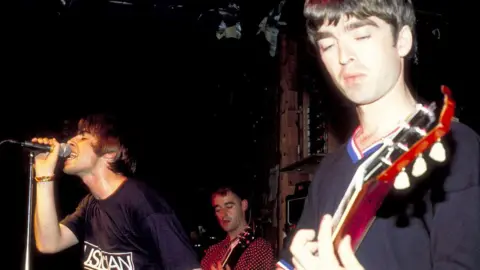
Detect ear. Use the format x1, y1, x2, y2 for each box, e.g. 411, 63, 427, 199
102, 152, 117, 162
241, 199, 248, 212
396, 25, 413, 58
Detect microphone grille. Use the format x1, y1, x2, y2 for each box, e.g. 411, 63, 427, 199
59, 143, 72, 158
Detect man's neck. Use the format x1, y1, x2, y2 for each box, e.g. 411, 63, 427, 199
355, 82, 417, 151
227, 221, 249, 241
81, 170, 127, 200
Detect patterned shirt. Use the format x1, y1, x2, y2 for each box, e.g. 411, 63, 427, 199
201, 236, 275, 270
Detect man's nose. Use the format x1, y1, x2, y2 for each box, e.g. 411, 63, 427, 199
67, 135, 80, 146
338, 42, 355, 65
217, 209, 227, 217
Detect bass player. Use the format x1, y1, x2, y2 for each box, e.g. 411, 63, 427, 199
201, 186, 275, 269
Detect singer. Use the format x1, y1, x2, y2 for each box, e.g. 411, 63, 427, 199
32, 114, 201, 270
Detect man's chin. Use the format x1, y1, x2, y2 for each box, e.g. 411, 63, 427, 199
221, 224, 234, 232
62, 167, 77, 175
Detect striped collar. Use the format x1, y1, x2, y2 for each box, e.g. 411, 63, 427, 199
347, 126, 399, 163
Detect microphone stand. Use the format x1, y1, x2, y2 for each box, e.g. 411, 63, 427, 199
24, 151, 35, 270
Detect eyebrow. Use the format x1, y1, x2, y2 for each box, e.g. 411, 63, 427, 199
77, 129, 88, 135
214, 202, 235, 208
316, 19, 379, 40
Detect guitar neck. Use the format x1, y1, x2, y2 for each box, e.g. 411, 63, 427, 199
331, 104, 426, 249
221, 246, 235, 268
332, 179, 393, 250
220, 229, 254, 269
221, 237, 239, 268
331, 85, 455, 253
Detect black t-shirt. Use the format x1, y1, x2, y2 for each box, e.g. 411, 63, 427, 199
277, 121, 480, 270
60, 178, 200, 270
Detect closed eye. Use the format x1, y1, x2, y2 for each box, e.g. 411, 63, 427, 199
322, 45, 334, 51
355, 35, 371, 40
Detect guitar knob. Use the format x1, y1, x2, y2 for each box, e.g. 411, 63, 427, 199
394, 169, 410, 190
429, 139, 446, 162
412, 154, 427, 177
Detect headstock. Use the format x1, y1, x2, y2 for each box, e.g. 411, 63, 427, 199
236, 227, 256, 248
361, 85, 455, 190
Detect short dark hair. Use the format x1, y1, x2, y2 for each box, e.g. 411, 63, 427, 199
211, 185, 249, 203
304, 0, 416, 58
77, 113, 137, 176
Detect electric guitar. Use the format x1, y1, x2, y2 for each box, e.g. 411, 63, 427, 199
220, 227, 256, 269
331, 85, 455, 251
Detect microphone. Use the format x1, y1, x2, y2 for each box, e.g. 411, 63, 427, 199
7, 140, 72, 158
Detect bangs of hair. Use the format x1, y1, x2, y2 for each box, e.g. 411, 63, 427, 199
78, 115, 120, 153
77, 114, 117, 139
77, 114, 137, 175
304, 0, 413, 43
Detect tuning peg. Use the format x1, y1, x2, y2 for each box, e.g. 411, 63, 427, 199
394, 169, 410, 190
429, 139, 446, 162
412, 154, 427, 177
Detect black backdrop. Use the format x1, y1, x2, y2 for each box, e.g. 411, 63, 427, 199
2, 0, 476, 269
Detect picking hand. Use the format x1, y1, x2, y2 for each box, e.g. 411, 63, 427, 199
289, 214, 364, 270
31, 137, 60, 177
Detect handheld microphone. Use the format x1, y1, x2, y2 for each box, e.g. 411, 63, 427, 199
7, 140, 72, 158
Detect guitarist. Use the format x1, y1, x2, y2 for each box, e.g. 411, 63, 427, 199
201, 186, 275, 270
276, 0, 480, 270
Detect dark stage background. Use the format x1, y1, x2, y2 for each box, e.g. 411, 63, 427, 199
1, 0, 475, 269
